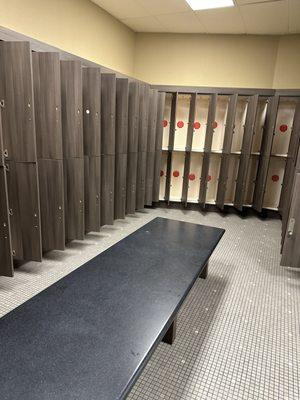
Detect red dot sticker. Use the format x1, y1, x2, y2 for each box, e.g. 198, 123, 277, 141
189, 173, 195, 181
194, 122, 201, 130
173, 170, 180, 178
212, 121, 218, 129
280, 124, 288, 133
207, 175, 212, 182
163, 120, 168, 128
177, 121, 184, 129
160, 170, 164, 177
272, 174, 279, 182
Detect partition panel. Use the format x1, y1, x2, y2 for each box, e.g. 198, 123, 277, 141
0, 166, 13, 276
126, 152, 138, 214
136, 152, 147, 210
192, 95, 210, 151
231, 96, 248, 153
211, 96, 229, 152
181, 152, 191, 205
116, 79, 129, 155
174, 94, 190, 150
82, 67, 101, 157
128, 82, 139, 154
159, 152, 168, 201
162, 93, 172, 149
115, 153, 127, 219
185, 93, 196, 151
101, 154, 115, 225
84, 156, 101, 233
101, 73, 116, 156
187, 153, 203, 203
169, 152, 185, 201
153, 92, 166, 202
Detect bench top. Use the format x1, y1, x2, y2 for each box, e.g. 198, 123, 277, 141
0, 217, 224, 400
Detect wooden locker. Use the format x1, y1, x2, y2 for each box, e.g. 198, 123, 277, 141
153, 92, 166, 203
101, 74, 116, 156
115, 153, 127, 219
64, 158, 85, 241
84, 156, 101, 233
185, 93, 196, 151
181, 152, 191, 205
136, 152, 147, 210
138, 84, 150, 153
145, 151, 156, 206
126, 152, 138, 214
38, 159, 65, 251
128, 82, 139, 154
60, 60, 83, 158
32, 52, 63, 160
116, 78, 129, 155
101, 154, 115, 226
165, 93, 178, 202
82, 67, 101, 157
0, 41, 37, 162
0, 166, 13, 276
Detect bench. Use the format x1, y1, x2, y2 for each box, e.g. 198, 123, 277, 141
0, 217, 224, 400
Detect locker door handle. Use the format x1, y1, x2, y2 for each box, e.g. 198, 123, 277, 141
287, 218, 295, 238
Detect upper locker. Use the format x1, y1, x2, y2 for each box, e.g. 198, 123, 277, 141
0, 41, 42, 262
60, 60, 84, 240
101, 73, 116, 225
0, 110, 13, 276
115, 78, 129, 220
32, 52, 65, 252
82, 67, 101, 233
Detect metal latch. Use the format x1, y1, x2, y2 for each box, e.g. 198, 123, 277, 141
287, 218, 295, 238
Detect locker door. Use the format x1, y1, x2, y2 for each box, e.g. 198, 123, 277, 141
60, 61, 83, 158
281, 173, 300, 268
38, 159, 65, 251
128, 82, 139, 154
64, 158, 85, 241
116, 78, 129, 155
101, 74, 116, 156
84, 156, 101, 233
126, 152, 138, 214
0, 41, 37, 162
82, 67, 101, 157
0, 166, 13, 276
101, 154, 115, 226
145, 152, 156, 206
32, 52, 63, 159
138, 84, 150, 153
153, 92, 166, 202
115, 153, 127, 219
136, 152, 147, 210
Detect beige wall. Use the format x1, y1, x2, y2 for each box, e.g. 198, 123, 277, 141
273, 35, 300, 89
0, 0, 136, 76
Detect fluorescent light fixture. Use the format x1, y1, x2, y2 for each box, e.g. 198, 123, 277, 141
186, 0, 234, 11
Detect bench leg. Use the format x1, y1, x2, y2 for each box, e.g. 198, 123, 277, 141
162, 317, 177, 345
199, 262, 208, 279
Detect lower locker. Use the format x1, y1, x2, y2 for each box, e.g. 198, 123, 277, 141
126, 152, 138, 214
187, 153, 203, 202
136, 151, 147, 210
64, 158, 85, 241
38, 159, 65, 252
115, 153, 127, 220
224, 156, 240, 205
206, 154, 221, 203
169, 152, 185, 202
0, 166, 13, 276
101, 154, 115, 226
84, 156, 101, 233
244, 156, 259, 206
263, 157, 286, 209
159, 151, 167, 201
145, 151, 155, 206
153, 150, 162, 202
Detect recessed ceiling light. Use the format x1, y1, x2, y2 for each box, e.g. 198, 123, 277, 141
186, 0, 235, 11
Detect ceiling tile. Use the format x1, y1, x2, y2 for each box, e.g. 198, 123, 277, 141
289, 0, 300, 33
121, 16, 164, 32
136, 0, 191, 16
239, 0, 289, 34
196, 7, 245, 34
155, 12, 206, 33
91, 0, 149, 19
236, 0, 276, 4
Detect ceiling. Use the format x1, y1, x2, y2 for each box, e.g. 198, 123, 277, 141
91, 0, 300, 34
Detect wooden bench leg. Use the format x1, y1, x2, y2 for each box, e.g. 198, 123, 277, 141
199, 262, 208, 279
162, 317, 177, 345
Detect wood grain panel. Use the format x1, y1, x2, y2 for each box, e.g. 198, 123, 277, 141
116, 78, 129, 155
101, 154, 115, 226
101, 74, 116, 156
114, 153, 127, 219
138, 84, 150, 153
126, 152, 138, 214
128, 82, 139, 154
84, 156, 101, 233
0, 166, 13, 276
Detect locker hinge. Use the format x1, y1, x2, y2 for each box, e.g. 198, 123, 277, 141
287, 218, 295, 238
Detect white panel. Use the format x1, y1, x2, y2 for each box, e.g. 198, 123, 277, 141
192, 96, 210, 151
206, 154, 221, 202
170, 152, 185, 200
122, 16, 164, 32
224, 156, 239, 204
263, 157, 286, 209
240, 0, 289, 34
272, 99, 296, 156
174, 95, 190, 150
187, 153, 203, 202
137, 0, 191, 15
159, 151, 168, 200
211, 96, 229, 152
244, 156, 259, 205
252, 99, 267, 154
232, 97, 248, 153
196, 7, 245, 34
92, 0, 148, 19
162, 94, 172, 149
289, 0, 300, 33
155, 11, 206, 33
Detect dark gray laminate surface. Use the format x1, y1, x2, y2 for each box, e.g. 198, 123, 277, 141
0, 217, 224, 400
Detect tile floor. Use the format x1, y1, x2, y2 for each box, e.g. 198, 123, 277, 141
0, 208, 299, 400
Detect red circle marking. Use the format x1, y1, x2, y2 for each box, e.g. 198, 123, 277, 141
279, 124, 288, 133
212, 121, 218, 129
272, 174, 279, 182
189, 173, 196, 181
160, 170, 164, 177
163, 120, 168, 128
194, 121, 201, 130
177, 121, 184, 129
207, 175, 212, 182
173, 170, 180, 178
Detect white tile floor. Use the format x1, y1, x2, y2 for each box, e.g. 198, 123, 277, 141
0, 208, 299, 400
